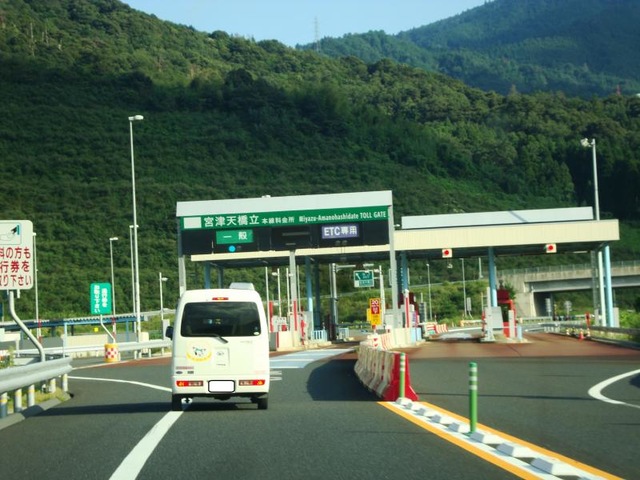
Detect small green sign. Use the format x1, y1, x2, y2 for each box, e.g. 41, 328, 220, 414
354, 270, 375, 288
90, 282, 112, 315
216, 229, 254, 245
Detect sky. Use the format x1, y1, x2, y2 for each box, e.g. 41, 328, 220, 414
123, 0, 487, 47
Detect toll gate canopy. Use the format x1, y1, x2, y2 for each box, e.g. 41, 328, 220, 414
176, 190, 396, 291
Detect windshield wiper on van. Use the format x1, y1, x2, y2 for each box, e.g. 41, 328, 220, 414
210, 333, 229, 344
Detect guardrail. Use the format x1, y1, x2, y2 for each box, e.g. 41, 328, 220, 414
540, 322, 640, 345
15, 339, 172, 358
0, 356, 72, 419
0, 340, 172, 423
312, 330, 328, 342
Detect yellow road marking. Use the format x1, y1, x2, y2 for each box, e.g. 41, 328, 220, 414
379, 400, 622, 480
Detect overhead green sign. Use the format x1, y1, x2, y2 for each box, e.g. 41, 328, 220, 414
181, 206, 388, 231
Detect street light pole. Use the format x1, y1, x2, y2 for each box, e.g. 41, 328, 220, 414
272, 268, 282, 318
581, 137, 606, 325
426, 263, 433, 322
462, 258, 467, 317
33, 232, 40, 342
129, 225, 135, 316
109, 237, 118, 316
129, 115, 143, 339
159, 272, 167, 322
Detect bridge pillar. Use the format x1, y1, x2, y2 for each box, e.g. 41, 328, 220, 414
604, 244, 616, 327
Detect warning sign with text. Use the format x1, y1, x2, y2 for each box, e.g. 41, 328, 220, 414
0, 220, 34, 290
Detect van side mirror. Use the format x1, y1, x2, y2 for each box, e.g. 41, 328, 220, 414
165, 325, 174, 340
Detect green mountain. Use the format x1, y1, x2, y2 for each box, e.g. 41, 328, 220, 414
1, 0, 639, 319
303, 0, 640, 97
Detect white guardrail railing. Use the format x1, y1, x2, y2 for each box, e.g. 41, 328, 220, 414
0, 340, 171, 421
14, 339, 172, 358
0, 356, 72, 419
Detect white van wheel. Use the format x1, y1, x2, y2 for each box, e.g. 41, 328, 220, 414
257, 396, 268, 410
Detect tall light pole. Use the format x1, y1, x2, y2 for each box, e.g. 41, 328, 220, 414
109, 237, 118, 316
129, 225, 135, 315
272, 268, 282, 318
33, 232, 40, 342
159, 272, 168, 322
129, 115, 143, 339
461, 258, 467, 317
426, 263, 433, 322
581, 137, 606, 325
581, 138, 601, 220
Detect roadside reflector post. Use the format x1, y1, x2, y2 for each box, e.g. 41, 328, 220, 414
399, 352, 406, 399
469, 362, 478, 434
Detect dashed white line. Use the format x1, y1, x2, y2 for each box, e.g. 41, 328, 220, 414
109, 410, 182, 480
70, 348, 352, 478
69, 376, 176, 480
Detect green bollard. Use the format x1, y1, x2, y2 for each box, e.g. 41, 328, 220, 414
469, 362, 478, 434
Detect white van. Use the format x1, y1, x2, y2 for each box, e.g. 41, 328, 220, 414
167, 286, 270, 410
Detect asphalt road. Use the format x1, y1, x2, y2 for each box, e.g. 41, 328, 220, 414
405, 333, 640, 479
0, 333, 638, 479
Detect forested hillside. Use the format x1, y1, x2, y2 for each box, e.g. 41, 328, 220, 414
1, 0, 639, 318
304, 0, 640, 97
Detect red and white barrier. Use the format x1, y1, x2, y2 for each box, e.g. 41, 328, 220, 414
366, 332, 394, 350
422, 322, 449, 337
355, 341, 418, 401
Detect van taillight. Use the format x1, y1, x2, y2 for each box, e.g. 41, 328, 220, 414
239, 380, 265, 386
211, 296, 229, 301
176, 380, 203, 387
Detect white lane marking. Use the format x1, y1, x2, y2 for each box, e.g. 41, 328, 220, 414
69, 376, 171, 392
69, 349, 352, 478
270, 348, 353, 369
70, 376, 176, 479
109, 411, 182, 480
588, 368, 640, 409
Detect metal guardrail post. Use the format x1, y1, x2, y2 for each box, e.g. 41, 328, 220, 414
0, 392, 7, 418
27, 384, 35, 407
14, 388, 22, 413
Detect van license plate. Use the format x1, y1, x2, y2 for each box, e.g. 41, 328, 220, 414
208, 380, 235, 393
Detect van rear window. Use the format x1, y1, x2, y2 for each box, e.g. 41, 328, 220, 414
181, 301, 262, 337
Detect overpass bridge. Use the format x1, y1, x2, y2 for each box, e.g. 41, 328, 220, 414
498, 260, 640, 318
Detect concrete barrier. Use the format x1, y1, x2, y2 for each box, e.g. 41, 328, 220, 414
355, 330, 419, 401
